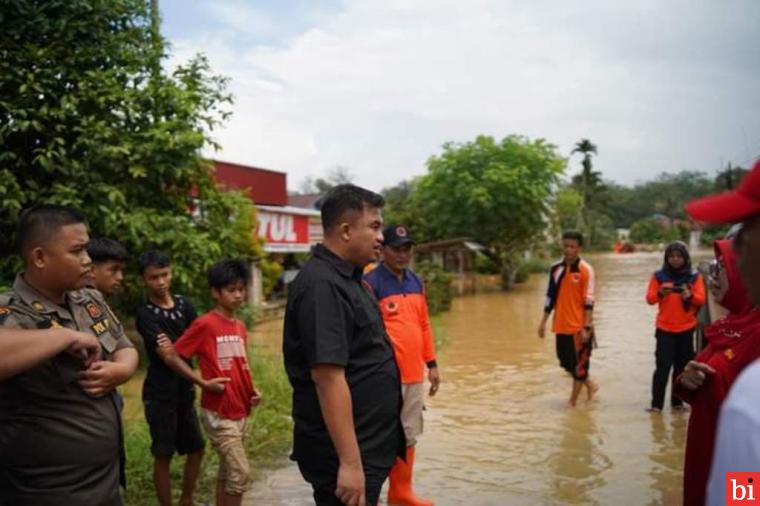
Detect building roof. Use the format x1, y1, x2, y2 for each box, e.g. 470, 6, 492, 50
212, 159, 288, 206
287, 193, 323, 209
414, 238, 486, 253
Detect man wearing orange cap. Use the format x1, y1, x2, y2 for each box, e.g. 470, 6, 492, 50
364, 224, 440, 506
683, 159, 760, 505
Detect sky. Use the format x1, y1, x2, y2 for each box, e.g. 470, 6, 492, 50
160, 0, 760, 192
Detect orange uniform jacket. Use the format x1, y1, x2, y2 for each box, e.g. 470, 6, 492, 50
363, 263, 436, 384
544, 258, 595, 335
646, 273, 706, 332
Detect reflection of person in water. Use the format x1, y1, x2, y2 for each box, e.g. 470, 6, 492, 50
647, 412, 687, 505
547, 409, 608, 505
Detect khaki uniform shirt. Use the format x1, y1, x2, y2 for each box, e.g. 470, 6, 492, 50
0, 274, 134, 506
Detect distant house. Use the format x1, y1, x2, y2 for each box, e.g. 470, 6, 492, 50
414, 238, 486, 295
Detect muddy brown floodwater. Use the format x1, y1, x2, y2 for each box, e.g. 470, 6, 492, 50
246, 252, 697, 506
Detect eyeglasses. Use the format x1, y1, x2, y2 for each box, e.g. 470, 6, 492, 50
708, 258, 725, 286
732, 224, 746, 251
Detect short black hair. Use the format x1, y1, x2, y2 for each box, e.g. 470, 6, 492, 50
207, 258, 250, 290
320, 184, 385, 232
561, 230, 584, 246
88, 238, 129, 264
17, 205, 87, 257
138, 250, 171, 274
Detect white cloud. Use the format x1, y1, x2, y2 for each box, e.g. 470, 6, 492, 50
166, 0, 760, 191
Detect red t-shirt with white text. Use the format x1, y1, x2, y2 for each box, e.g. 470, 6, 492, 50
174, 311, 255, 420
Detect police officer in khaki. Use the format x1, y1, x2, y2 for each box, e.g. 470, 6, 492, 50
0, 205, 138, 505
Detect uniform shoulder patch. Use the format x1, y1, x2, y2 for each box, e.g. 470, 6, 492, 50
85, 301, 103, 319
90, 318, 112, 336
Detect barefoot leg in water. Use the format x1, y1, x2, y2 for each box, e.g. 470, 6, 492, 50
585, 379, 599, 401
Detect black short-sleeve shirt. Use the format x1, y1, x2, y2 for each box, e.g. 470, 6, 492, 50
136, 295, 197, 402
283, 244, 405, 470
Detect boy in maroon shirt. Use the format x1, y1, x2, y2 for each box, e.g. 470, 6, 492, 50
157, 259, 261, 506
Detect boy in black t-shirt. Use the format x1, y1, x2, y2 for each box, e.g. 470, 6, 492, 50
136, 251, 204, 506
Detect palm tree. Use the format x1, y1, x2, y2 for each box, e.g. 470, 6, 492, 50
571, 139, 604, 241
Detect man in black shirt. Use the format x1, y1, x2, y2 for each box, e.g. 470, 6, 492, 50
283, 184, 405, 506
135, 251, 204, 506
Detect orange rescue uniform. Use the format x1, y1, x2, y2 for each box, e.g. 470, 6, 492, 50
646, 273, 706, 332
364, 263, 436, 384
545, 258, 596, 335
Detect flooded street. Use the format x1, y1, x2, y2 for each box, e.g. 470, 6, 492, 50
248, 252, 694, 505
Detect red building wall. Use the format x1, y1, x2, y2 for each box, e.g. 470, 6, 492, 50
212, 160, 287, 206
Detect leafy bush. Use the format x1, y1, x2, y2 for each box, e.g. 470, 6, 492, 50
260, 259, 285, 298
513, 263, 531, 284
699, 224, 732, 247
474, 252, 500, 274
514, 257, 551, 284
629, 218, 688, 244
414, 261, 454, 315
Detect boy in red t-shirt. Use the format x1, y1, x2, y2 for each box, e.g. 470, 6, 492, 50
157, 259, 261, 506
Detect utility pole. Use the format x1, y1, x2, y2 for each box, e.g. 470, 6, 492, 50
726, 162, 733, 190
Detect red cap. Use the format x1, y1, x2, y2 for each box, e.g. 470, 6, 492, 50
685, 159, 760, 224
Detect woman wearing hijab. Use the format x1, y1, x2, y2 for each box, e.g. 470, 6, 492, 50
676, 239, 760, 506
645, 241, 706, 413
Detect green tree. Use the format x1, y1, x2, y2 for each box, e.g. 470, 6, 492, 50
570, 139, 607, 244
409, 135, 565, 286
629, 217, 688, 244
0, 0, 262, 311
554, 186, 583, 232
381, 179, 418, 227
715, 164, 748, 190
629, 218, 668, 244
299, 165, 354, 194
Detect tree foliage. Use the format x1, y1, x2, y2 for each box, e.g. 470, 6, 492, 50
569, 139, 608, 245
381, 179, 417, 226
554, 187, 583, 232
629, 217, 690, 244
298, 165, 354, 194
605, 171, 720, 228
0, 0, 261, 311
408, 135, 564, 277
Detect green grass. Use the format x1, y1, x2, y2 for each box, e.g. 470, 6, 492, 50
122, 342, 292, 505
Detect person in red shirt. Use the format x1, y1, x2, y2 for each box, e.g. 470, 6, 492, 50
364, 225, 440, 506
645, 241, 706, 413
157, 259, 261, 506
675, 238, 760, 506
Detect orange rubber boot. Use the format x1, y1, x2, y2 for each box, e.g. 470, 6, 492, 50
387, 446, 434, 506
